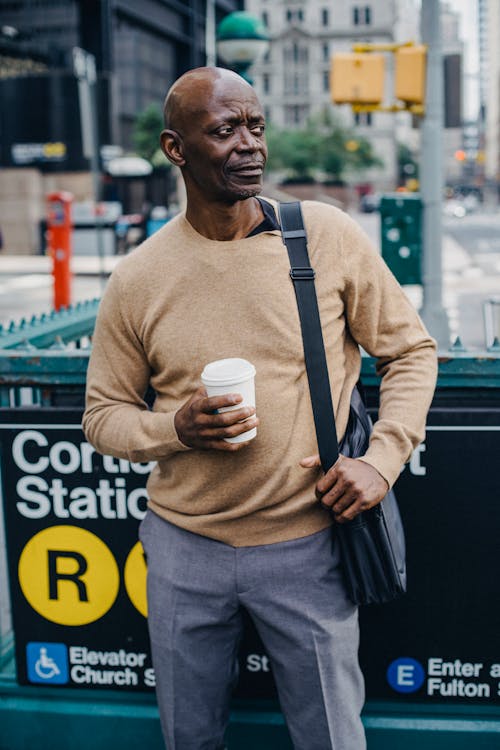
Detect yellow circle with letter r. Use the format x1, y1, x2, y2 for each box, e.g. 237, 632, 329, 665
18, 526, 119, 626
124, 541, 148, 617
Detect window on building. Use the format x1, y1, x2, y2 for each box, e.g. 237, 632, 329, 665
284, 70, 307, 97
322, 42, 329, 62
262, 11, 269, 27
353, 6, 372, 26
321, 8, 329, 26
354, 111, 373, 126
284, 104, 309, 126
323, 70, 330, 92
263, 73, 270, 94
284, 44, 308, 69
263, 48, 271, 63
286, 8, 304, 23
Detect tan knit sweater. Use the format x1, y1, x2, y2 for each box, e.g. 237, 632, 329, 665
83, 200, 437, 546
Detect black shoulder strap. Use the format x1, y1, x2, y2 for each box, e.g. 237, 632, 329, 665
278, 201, 339, 472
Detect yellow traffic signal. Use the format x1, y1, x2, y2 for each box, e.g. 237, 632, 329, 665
330, 53, 385, 105
395, 45, 427, 105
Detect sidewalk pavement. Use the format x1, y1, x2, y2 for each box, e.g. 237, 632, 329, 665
0, 254, 121, 276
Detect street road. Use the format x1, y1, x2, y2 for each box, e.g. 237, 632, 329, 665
442, 212, 500, 349
444, 213, 500, 267
355, 209, 500, 349
0, 274, 103, 330
1, 210, 500, 349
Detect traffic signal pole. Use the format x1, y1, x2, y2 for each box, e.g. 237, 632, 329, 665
419, 0, 451, 347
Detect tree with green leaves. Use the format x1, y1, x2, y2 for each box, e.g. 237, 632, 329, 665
266, 125, 320, 181
397, 143, 418, 185
266, 111, 382, 182
132, 103, 169, 168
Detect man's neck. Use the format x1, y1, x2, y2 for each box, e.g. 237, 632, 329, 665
185, 196, 264, 241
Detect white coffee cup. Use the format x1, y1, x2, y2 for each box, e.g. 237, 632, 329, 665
201, 358, 257, 443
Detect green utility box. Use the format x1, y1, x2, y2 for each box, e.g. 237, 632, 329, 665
380, 194, 422, 285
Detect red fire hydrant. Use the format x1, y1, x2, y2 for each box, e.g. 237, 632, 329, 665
47, 191, 73, 311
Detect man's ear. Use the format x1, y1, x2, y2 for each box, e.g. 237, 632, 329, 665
160, 129, 186, 167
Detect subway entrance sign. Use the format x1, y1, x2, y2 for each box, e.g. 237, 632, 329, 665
239, 403, 500, 706
359, 404, 500, 705
1, 404, 500, 706
1, 409, 154, 691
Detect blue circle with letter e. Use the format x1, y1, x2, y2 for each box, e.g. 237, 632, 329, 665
387, 657, 425, 693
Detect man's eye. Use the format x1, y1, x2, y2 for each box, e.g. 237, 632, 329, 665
250, 125, 265, 136
217, 127, 233, 136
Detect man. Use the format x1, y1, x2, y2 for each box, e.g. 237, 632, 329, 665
83, 67, 437, 750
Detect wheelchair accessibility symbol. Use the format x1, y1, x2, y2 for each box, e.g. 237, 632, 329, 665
26, 642, 69, 684
36, 647, 61, 679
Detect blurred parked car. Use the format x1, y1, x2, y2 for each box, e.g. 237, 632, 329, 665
443, 200, 466, 219
115, 213, 145, 254
146, 205, 170, 237
359, 193, 380, 213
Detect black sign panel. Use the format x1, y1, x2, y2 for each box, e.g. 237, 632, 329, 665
358, 407, 500, 705
1, 406, 500, 704
233, 407, 500, 705
1, 409, 154, 691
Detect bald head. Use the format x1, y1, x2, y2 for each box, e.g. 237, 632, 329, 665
163, 67, 255, 133
160, 65, 267, 206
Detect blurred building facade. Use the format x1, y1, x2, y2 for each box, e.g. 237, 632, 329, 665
245, 0, 465, 192
0, 0, 242, 252
440, 1, 464, 185
245, 0, 401, 190
0, 0, 242, 170
482, 0, 500, 193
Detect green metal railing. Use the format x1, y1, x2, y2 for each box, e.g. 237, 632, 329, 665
0, 299, 99, 351
0, 302, 97, 408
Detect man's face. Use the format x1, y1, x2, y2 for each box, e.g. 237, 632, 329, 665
172, 79, 268, 203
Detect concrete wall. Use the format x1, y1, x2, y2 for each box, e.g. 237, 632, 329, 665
0, 170, 93, 254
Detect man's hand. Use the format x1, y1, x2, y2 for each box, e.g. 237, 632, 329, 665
299, 454, 389, 523
174, 386, 259, 451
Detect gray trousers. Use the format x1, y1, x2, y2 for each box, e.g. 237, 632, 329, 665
139, 510, 366, 750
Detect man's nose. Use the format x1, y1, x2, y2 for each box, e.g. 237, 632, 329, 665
235, 127, 260, 151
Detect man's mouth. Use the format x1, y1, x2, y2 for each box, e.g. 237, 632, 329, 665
229, 163, 264, 176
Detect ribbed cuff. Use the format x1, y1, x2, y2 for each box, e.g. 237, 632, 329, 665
128, 410, 192, 463
355, 453, 401, 491
159, 410, 192, 453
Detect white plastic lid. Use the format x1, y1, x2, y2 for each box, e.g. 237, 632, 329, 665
201, 358, 256, 387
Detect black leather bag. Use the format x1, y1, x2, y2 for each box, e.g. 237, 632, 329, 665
337, 387, 406, 605
278, 201, 407, 606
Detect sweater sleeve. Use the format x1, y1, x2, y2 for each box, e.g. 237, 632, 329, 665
339, 215, 437, 488
82, 270, 191, 463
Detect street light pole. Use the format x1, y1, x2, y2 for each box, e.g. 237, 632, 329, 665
419, 0, 451, 347
216, 12, 269, 85
206, 0, 216, 67
73, 47, 106, 290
